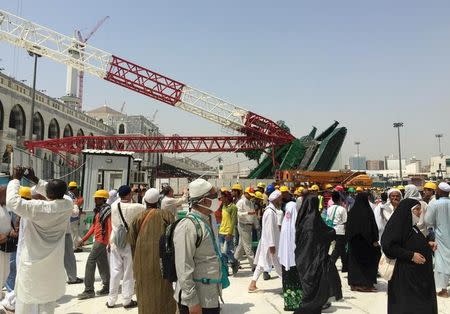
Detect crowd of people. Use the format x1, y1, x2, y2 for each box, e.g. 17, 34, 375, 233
0, 166, 449, 314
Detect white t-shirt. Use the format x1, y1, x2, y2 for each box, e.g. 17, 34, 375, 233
0, 205, 12, 234
110, 201, 145, 246
327, 205, 347, 235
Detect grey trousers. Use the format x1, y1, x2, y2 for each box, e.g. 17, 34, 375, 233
64, 233, 78, 282
84, 242, 110, 292
234, 223, 254, 266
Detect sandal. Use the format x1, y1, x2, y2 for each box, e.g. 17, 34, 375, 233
124, 300, 138, 309
67, 277, 83, 284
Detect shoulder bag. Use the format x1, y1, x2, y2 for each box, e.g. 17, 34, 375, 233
113, 202, 129, 249
378, 253, 396, 281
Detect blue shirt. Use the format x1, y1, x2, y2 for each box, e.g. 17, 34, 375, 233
425, 197, 450, 274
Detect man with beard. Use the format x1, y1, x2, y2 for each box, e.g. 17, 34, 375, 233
128, 188, 176, 313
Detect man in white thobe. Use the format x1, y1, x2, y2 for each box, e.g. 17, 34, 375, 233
107, 185, 145, 308
6, 167, 73, 314
234, 188, 256, 269
248, 190, 283, 292
425, 182, 450, 298
160, 185, 187, 217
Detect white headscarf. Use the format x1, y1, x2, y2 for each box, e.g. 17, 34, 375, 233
387, 188, 402, 199
269, 190, 282, 202
404, 184, 422, 200
107, 189, 118, 205
380, 188, 403, 222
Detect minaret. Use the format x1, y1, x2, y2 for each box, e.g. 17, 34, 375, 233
60, 33, 81, 109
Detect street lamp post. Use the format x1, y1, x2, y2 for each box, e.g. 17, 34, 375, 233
393, 122, 404, 183
435, 134, 443, 157
27, 51, 41, 142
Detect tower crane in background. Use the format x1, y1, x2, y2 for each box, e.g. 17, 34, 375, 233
75, 15, 110, 110
0, 9, 294, 161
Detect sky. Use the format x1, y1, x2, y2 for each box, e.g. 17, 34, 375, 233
1, 0, 449, 170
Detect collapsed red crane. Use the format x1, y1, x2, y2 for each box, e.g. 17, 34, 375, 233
0, 10, 295, 164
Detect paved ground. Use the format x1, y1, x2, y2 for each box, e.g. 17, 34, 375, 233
48, 245, 450, 313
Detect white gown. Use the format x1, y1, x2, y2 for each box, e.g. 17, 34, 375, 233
254, 203, 281, 272
6, 179, 73, 304
278, 202, 298, 271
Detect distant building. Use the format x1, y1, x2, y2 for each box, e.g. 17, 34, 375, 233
366, 160, 385, 170
86, 105, 161, 171
386, 158, 406, 171
429, 155, 450, 178
405, 162, 421, 175
405, 157, 422, 175
349, 156, 367, 170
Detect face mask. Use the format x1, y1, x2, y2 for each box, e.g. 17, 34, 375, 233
199, 197, 221, 212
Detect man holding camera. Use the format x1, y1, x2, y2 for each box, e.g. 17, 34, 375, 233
6, 166, 73, 314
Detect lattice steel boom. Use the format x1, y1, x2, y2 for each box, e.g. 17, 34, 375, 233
0, 9, 294, 155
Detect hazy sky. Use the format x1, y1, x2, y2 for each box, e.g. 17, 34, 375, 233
1, 0, 449, 170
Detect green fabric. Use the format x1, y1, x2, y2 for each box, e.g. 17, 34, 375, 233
190, 213, 230, 289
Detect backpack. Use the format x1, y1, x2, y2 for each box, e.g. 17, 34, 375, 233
159, 215, 203, 282
113, 203, 129, 249
325, 205, 338, 228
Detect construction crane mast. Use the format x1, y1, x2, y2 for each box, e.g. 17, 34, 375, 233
0, 10, 294, 161
76, 16, 109, 110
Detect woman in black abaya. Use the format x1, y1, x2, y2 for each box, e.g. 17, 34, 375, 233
381, 198, 437, 314
294, 196, 342, 314
346, 192, 381, 292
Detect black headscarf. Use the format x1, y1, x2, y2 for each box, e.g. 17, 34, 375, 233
346, 192, 379, 244
381, 198, 419, 261
380, 198, 438, 314
294, 196, 342, 313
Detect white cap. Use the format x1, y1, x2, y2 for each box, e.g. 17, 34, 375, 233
438, 182, 450, 193
109, 189, 117, 198
269, 190, 282, 202
189, 178, 212, 199
143, 188, 159, 204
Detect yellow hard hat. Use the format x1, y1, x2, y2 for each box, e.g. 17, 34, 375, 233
68, 181, 78, 188
93, 189, 109, 199
245, 187, 255, 196
298, 186, 305, 192
257, 182, 266, 188
19, 186, 32, 200
254, 191, 264, 200
310, 184, 319, 191
220, 187, 228, 192
325, 184, 333, 190
424, 182, 437, 190
356, 186, 363, 192
397, 185, 405, 190
294, 189, 301, 196
280, 186, 290, 192
231, 183, 242, 191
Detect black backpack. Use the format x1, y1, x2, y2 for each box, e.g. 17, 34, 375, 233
159, 215, 203, 282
